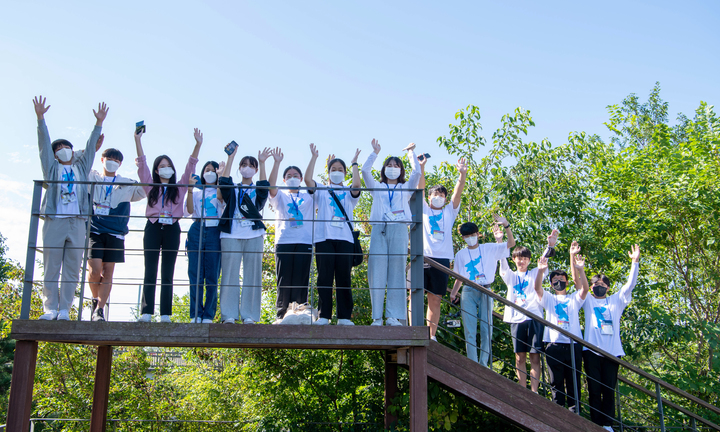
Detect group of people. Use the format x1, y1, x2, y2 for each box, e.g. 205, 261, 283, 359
35, 96, 639, 429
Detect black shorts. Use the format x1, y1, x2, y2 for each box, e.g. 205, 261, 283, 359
424, 258, 450, 296
88, 232, 125, 263
511, 319, 545, 353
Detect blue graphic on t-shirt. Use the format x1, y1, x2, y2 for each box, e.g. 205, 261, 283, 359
465, 256, 482, 280
514, 278, 528, 301
329, 192, 346, 218
555, 302, 569, 322
62, 169, 75, 193
428, 212, 443, 232
204, 193, 218, 218
288, 197, 305, 221
593, 306, 611, 328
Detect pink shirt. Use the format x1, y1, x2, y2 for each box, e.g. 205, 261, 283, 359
136, 155, 198, 223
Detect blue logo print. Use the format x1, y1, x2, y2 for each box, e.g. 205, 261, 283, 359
204, 193, 218, 218
465, 256, 482, 280
593, 306, 611, 328
555, 303, 569, 322
288, 197, 305, 221
514, 278, 528, 300
428, 212, 443, 232
329, 192, 346, 218
62, 169, 75, 193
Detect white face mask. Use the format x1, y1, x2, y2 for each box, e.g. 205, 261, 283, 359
464, 235, 478, 247
240, 166, 256, 179
384, 167, 401, 180
431, 196, 445, 208
103, 159, 120, 173
329, 171, 345, 185
203, 171, 218, 184
158, 167, 174, 179
285, 177, 301, 188
55, 148, 73, 163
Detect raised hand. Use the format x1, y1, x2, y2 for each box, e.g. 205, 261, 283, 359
33, 96, 50, 119
492, 213, 509, 228
93, 102, 109, 126
547, 229, 560, 247
537, 257, 549, 271
271, 147, 284, 162
258, 147, 272, 163
351, 148, 361, 165
493, 224, 504, 242
371, 138, 381, 154
418, 152, 428, 169
457, 157, 468, 175
96, 134, 105, 152
403, 142, 416, 152
628, 244, 640, 263
309, 143, 319, 158
569, 241, 581, 256
574, 254, 586, 269
194, 128, 203, 145
224, 142, 238, 156
218, 161, 226, 173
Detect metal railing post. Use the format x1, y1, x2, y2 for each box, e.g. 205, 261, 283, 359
616, 381, 624, 432
193, 184, 205, 323
570, 341, 580, 415
408, 189, 424, 326
21, 181, 44, 320
77, 181, 96, 321
656, 382, 666, 432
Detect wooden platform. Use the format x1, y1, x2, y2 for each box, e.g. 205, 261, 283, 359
10, 320, 430, 350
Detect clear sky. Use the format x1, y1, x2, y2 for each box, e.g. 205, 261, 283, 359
1, 1, 718, 320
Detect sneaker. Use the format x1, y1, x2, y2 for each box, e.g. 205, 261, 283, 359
92, 308, 106, 322
91, 298, 99, 315
314, 317, 330, 325
385, 317, 403, 326
430, 336, 437, 342
223, 319, 236, 324
57, 310, 70, 321
160, 315, 171, 323
191, 317, 201, 323
202, 319, 213, 324
336, 319, 354, 326
568, 405, 577, 413
243, 318, 255, 325
137, 314, 151, 323
371, 319, 383, 326
272, 318, 283, 325
603, 427, 613, 431
38, 310, 58, 320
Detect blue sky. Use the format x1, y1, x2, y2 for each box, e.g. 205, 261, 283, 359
1, 1, 718, 319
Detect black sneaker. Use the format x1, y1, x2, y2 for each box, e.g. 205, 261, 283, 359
91, 298, 99, 315
92, 307, 106, 322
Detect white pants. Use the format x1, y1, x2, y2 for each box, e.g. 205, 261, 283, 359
368, 223, 409, 321
219, 236, 264, 322
42, 217, 86, 312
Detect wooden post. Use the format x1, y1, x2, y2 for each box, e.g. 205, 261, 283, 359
385, 351, 398, 429
90, 346, 113, 432
6, 340, 38, 432
409, 346, 427, 431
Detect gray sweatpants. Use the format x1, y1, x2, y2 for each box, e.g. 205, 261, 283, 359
42, 217, 86, 312
368, 223, 409, 321
220, 236, 264, 322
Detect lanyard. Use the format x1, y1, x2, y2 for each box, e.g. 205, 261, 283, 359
289, 191, 301, 216
103, 176, 116, 202
62, 167, 75, 193
384, 183, 400, 209
237, 182, 253, 209
161, 187, 171, 212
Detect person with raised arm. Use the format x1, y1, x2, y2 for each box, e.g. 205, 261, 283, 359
449, 218, 515, 366
266, 147, 316, 323
185, 159, 225, 323
361, 140, 421, 326
33, 96, 108, 321
87, 138, 146, 322
418, 156, 468, 340
217, 145, 275, 324
534, 241, 589, 411
582, 244, 641, 430
305, 144, 362, 325
135, 128, 201, 323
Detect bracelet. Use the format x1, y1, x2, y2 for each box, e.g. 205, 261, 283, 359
351, 162, 359, 167
504, 223, 511, 228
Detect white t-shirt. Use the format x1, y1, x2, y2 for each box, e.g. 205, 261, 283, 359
453, 243, 509, 286
188, 187, 225, 227
540, 291, 585, 343
56, 166, 80, 217
583, 263, 639, 357
422, 201, 460, 260
361, 151, 421, 225
268, 190, 314, 245
500, 260, 543, 324
313, 185, 360, 244
220, 185, 265, 240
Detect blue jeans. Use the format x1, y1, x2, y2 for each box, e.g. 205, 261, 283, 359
186, 221, 221, 320
461, 285, 493, 367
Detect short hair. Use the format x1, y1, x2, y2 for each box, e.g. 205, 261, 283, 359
327, 158, 346, 173
591, 274, 611, 286
458, 222, 479, 236
283, 166, 303, 178
428, 185, 448, 197
549, 270, 568, 281
512, 246, 532, 259
51, 139, 73, 153
380, 156, 406, 184
101, 148, 123, 162
239, 155, 258, 169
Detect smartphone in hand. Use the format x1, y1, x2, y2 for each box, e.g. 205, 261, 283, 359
191, 174, 200, 185
418, 153, 431, 161
135, 121, 146, 135
225, 141, 239, 155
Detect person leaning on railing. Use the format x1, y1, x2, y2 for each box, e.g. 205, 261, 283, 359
417, 155, 468, 341
185, 159, 225, 323
87, 144, 146, 322
362, 139, 421, 326
135, 128, 202, 323
534, 241, 589, 412
582, 244, 640, 431
304, 144, 362, 326
33, 95, 109, 321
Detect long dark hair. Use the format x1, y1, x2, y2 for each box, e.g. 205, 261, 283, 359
379, 156, 406, 184
147, 155, 179, 208
200, 161, 219, 185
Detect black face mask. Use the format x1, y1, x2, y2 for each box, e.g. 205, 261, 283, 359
592, 285, 608, 297
552, 280, 567, 291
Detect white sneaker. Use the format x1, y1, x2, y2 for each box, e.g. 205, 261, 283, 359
137, 314, 151, 323
314, 317, 330, 325
430, 336, 437, 341
38, 310, 58, 320
337, 319, 354, 326
160, 315, 171, 323
202, 319, 213, 324
223, 319, 236, 324
243, 318, 255, 324
371, 319, 383, 326
603, 427, 613, 431
385, 317, 403, 326
57, 310, 70, 321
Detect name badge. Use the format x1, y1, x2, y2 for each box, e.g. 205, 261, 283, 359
61, 192, 77, 205
601, 320, 613, 335
474, 273, 486, 283
289, 218, 303, 228
515, 297, 527, 307
204, 219, 219, 227
95, 203, 111, 216
558, 320, 570, 330
240, 220, 253, 227
386, 210, 405, 221
331, 216, 345, 228
159, 211, 173, 225
432, 229, 444, 241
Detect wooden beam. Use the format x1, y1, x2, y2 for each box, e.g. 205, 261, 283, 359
90, 346, 113, 432
385, 351, 398, 429
6, 340, 38, 432
409, 346, 427, 432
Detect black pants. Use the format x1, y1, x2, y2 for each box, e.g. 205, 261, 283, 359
142, 221, 181, 316
584, 350, 620, 426
545, 342, 583, 408
315, 239, 354, 320
275, 243, 312, 319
